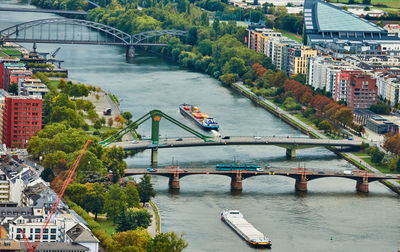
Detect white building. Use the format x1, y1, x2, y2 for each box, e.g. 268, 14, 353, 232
377, 73, 400, 105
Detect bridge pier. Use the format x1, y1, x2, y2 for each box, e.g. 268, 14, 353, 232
286, 148, 296, 159
356, 180, 369, 193
295, 175, 307, 192
169, 174, 180, 190
126, 45, 135, 58
151, 148, 158, 168
231, 174, 243, 191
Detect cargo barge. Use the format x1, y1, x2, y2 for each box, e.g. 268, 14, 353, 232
221, 210, 271, 248
179, 104, 219, 130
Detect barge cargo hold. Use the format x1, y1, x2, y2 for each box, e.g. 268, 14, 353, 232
221, 210, 271, 248
179, 104, 219, 130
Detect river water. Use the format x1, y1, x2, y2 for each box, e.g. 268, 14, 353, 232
1, 1, 399, 251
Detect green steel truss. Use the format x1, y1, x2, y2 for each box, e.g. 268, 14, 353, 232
99, 110, 213, 146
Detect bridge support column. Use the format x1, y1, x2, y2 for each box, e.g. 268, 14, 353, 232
169, 174, 180, 190
126, 45, 135, 58
356, 180, 369, 193
286, 148, 296, 159
231, 174, 242, 191
295, 175, 307, 192
151, 148, 158, 168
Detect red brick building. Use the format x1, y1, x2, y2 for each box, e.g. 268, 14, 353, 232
3, 67, 32, 92
2, 95, 42, 148
0, 59, 24, 89
346, 73, 378, 109
334, 70, 362, 102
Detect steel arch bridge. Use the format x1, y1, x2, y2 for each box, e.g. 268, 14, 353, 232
0, 18, 187, 47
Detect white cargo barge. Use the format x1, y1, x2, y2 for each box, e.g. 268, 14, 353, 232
221, 210, 271, 248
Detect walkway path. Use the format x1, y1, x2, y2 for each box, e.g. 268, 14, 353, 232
145, 203, 157, 237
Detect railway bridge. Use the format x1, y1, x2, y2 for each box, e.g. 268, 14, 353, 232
125, 168, 398, 193
0, 18, 188, 58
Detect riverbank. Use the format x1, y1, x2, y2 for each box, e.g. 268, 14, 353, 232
231, 81, 400, 194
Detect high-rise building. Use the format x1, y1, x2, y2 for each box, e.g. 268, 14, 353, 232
2, 95, 42, 148
288, 46, 318, 76
346, 73, 377, 109
0, 170, 10, 203
0, 59, 24, 89
3, 67, 32, 92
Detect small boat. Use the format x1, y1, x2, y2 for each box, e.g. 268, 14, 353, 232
221, 210, 271, 248
179, 104, 219, 130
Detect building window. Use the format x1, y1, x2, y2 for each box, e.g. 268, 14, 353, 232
50, 235, 56, 240
35, 228, 40, 233
51, 229, 56, 233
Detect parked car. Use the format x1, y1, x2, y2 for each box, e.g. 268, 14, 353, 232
176, 138, 183, 141
254, 136, 261, 140
103, 108, 112, 115
146, 168, 157, 172
222, 136, 230, 140
131, 140, 139, 144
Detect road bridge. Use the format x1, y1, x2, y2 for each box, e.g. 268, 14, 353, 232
124, 167, 398, 193
0, 18, 187, 58
113, 136, 361, 158
0, 7, 87, 15
99, 109, 363, 166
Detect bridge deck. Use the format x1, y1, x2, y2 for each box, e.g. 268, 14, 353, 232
124, 168, 398, 181
113, 136, 362, 150
0, 7, 87, 15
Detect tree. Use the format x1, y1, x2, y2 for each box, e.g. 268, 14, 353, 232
40, 167, 55, 182
187, 27, 198, 45
102, 146, 127, 183
148, 232, 188, 252
220, 73, 236, 86
85, 183, 106, 220
367, 147, 385, 164
108, 117, 114, 127
116, 208, 152, 232
222, 57, 246, 76
198, 39, 213, 56
291, 74, 306, 85
104, 184, 127, 223
334, 107, 353, 127
124, 183, 140, 208
8, 82, 18, 95
383, 133, 400, 155
369, 103, 390, 115
122, 112, 133, 123
138, 174, 156, 204
112, 229, 152, 251
362, 0, 371, 4
94, 120, 102, 130
318, 120, 332, 132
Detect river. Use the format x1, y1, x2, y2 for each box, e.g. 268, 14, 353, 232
1, 1, 399, 251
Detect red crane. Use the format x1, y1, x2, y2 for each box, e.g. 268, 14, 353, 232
21, 140, 91, 252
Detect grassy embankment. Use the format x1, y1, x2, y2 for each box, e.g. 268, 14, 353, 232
0, 48, 22, 57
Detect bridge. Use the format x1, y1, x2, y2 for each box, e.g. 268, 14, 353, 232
112, 136, 361, 157
99, 110, 362, 166
0, 18, 187, 58
0, 7, 87, 15
124, 167, 399, 193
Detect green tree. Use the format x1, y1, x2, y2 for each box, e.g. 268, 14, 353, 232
220, 73, 237, 86
362, 0, 371, 4
116, 208, 152, 232
85, 183, 106, 220
148, 232, 188, 252
187, 27, 198, 45
138, 174, 156, 204
122, 111, 133, 124
102, 146, 127, 183
367, 147, 385, 164
223, 57, 246, 76
104, 184, 128, 223
124, 183, 140, 208
94, 120, 102, 130
8, 82, 18, 95
318, 120, 332, 132
40, 167, 55, 182
198, 39, 213, 56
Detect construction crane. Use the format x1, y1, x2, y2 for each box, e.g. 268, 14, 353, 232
49, 47, 61, 60
21, 140, 91, 252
